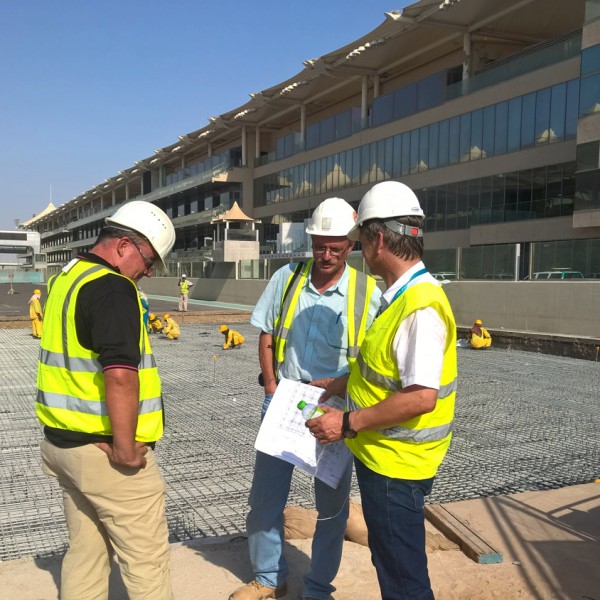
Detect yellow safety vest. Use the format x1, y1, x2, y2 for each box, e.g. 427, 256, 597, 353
36, 259, 164, 443
180, 280, 190, 294
273, 260, 377, 374
346, 280, 457, 480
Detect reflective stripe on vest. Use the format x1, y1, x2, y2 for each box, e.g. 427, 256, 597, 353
272, 260, 375, 373
36, 389, 163, 416
353, 353, 457, 398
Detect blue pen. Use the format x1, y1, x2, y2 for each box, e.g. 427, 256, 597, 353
336, 312, 342, 324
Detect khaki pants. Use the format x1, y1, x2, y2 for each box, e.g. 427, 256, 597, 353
41, 439, 172, 600
178, 293, 188, 311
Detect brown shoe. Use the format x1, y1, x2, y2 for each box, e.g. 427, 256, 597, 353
229, 580, 288, 599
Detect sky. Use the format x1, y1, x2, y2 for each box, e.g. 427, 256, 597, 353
0, 0, 411, 232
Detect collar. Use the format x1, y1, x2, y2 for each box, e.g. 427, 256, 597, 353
382, 261, 427, 306
77, 251, 121, 273
305, 261, 348, 296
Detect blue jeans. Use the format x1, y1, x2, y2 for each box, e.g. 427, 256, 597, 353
354, 458, 435, 600
247, 395, 352, 599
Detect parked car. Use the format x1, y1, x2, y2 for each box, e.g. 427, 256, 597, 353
532, 270, 584, 279
431, 272, 457, 282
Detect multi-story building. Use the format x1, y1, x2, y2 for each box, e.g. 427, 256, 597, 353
20, 0, 600, 281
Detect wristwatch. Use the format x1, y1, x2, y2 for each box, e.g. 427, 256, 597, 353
342, 411, 358, 439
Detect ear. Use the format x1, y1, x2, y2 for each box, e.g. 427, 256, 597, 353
116, 237, 128, 258
375, 231, 385, 255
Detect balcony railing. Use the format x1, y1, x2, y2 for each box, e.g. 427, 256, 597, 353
447, 30, 581, 100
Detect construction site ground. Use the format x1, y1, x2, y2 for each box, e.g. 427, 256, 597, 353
1, 285, 599, 599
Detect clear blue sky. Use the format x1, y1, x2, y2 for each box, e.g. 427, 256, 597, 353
0, 0, 410, 231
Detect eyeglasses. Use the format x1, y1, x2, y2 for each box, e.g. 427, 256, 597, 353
312, 245, 347, 258
128, 238, 156, 271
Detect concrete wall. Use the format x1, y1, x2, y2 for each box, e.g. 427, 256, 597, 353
140, 276, 600, 338
444, 280, 600, 337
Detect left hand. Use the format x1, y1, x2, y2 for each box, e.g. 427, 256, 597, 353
305, 405, 344, 444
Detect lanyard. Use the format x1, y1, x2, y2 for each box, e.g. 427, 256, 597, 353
384, 267, 428, 311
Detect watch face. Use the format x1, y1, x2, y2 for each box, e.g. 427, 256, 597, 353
343, 428, 358, 439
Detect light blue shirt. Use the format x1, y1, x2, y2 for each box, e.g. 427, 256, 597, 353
251, 262, 381, 382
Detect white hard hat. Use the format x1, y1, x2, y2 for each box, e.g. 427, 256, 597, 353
181, 274, 187, 278
348, 181, 424, 241
305, 197, 357, 237
105, 201, 176, 271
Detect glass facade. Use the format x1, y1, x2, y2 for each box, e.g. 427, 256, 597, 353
419, 162, 576, 232
255, 78, 580, 212
423, 237, 600, 280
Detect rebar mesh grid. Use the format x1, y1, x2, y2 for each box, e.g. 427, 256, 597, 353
0, 323, 599, 561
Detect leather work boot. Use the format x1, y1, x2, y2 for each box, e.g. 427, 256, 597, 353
229, 580, 288, 599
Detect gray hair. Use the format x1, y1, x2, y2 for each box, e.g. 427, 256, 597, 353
360, 216, 424, 260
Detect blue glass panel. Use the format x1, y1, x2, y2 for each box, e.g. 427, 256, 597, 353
482, 105, 496, 158
579, 73, 600, 116
492, 102, 508, 156
352, 148, 361, 185
438, 119, 449, 167
360, 143, 370, 185
276, 136, 285, 160
566, 79, 579, 138
445, 183, 457, 230
428, 122, 439, 170
410, 129, 420, 174
471, 109, 483, 159
392, 134, 402, 178
384, 137, 394, 179
418, 72, 445, 112
535, 88, 551, 145
521, 93, 536, 149
320, 116, 335, 145
393, 82, 418, 119
581, 43, 600, 76
549, 83, 566, 142
336, 111, 352, 140
507, 97, 521, 152
449, 116, 460, 164
401, 132, 410, 176
419, 126, 429, 172
459, 113, 471, 162
372, 92, 394, 127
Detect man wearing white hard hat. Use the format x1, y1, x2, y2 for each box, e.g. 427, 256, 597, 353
231, 197, 381, 600
36, 200, 176, 599
307, 181, 457, 600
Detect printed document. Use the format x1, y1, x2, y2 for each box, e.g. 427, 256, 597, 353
255, 377, 352, 489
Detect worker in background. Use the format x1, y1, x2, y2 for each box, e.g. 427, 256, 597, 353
230, 197, 381, 600
138, 285, 150, 332
178, 273, 193, 312
35, 200, 175, 599
220, 324, 245, 349
148, 312, 163, 334
470, 318, 492, 349
307, 181, 457, 600
28, 288, 43, 339
163, 313, 180, 340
